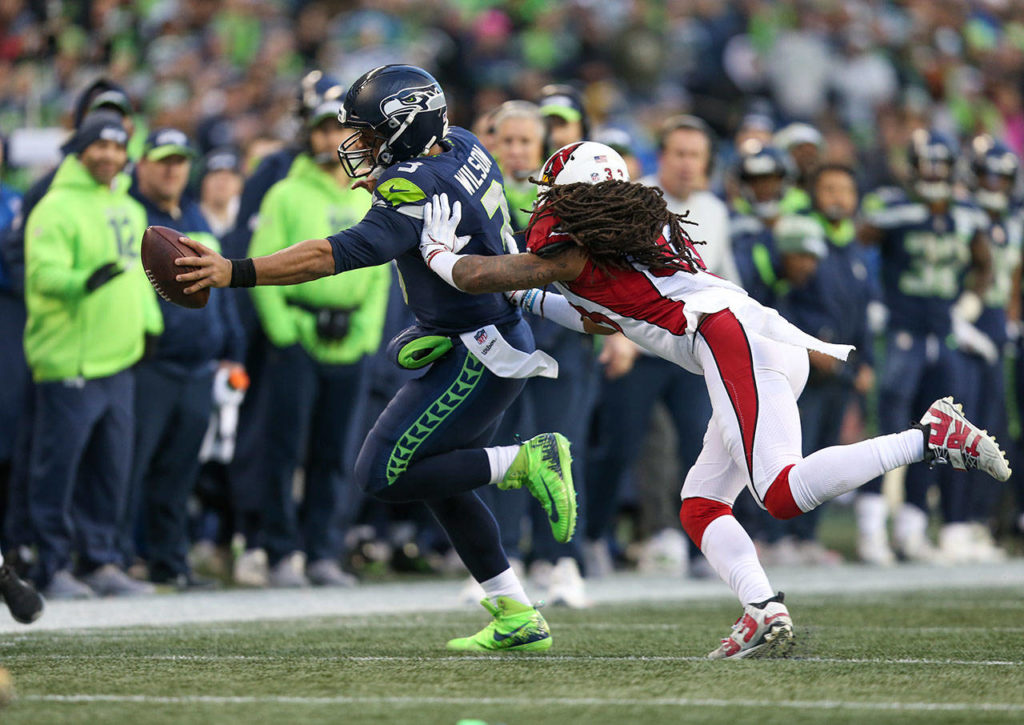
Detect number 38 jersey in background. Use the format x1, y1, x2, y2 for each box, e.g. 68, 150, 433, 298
328, 126, 520, 335
863, 188, 986, 338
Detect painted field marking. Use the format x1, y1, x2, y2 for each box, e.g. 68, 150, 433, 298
5, 653, 1020, 667
21, 693, 1024, 712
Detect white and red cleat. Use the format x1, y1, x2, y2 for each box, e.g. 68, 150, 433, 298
918, 397, 1011, 481
708, 592, 794, 660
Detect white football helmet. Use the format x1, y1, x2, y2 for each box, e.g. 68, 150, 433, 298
539, 141, 630, 191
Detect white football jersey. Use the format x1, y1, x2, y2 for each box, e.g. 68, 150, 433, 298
525, 216, 854, 371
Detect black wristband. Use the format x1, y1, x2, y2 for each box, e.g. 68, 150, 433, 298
229, 258, 257, 288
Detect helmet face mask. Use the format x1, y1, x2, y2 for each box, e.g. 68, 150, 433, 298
337, 126, 384, 178
908, 130, 955, 203
967, 136, 1020, 213
975, 172, 1013, 212
912, 157, 952, 202
743, 175, 785, 219
335, 65, 448, 179
734, 143, 790, 219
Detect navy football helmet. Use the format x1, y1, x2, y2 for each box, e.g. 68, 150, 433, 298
298, 71, 345, 164
965, 134, 1019, 212
907, 129, 956, 203
733, 140, 792, 219
336, 64, 448, 178
298, 70, 345, 121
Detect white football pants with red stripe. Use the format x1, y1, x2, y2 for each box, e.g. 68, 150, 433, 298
679, 310, 924, 606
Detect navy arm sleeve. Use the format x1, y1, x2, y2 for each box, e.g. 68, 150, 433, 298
327, 206, 420, 273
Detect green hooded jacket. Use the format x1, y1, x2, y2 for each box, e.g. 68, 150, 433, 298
248, 154, 388, 364
24, 155, 161, 382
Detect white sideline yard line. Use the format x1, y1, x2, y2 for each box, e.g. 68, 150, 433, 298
3, 561, 1023, 634
21, 693, 1024, 712
4, 653, 1020, 667
4, 622, 1023, 641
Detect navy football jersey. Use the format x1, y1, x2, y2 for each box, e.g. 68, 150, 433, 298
863, 189, 984, 337
974, 203, 1023, 345
328, 126, 520, 334
729, 211, 779, 307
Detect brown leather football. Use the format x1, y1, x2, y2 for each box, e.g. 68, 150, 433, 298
141, 225, 209, 309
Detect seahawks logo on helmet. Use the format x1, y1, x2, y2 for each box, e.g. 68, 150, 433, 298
379, 85, 446, 125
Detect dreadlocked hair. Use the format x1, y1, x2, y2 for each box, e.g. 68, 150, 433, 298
526, 179, 704, 274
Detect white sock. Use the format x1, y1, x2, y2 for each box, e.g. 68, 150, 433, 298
894, 503, 928, 546
479, 566, 530, 606
484, 445, 521, 484
787, 430, 924, 512
700, 516, 774, 606
0, 549, 4, 567
855, 493, 889, 536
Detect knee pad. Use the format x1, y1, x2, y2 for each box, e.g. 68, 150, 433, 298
679, 497, 732, 549
763, 464, 802, 520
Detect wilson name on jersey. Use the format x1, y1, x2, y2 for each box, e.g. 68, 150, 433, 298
330, 126, 520, 334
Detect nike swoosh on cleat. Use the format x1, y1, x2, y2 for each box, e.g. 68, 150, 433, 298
541, 479, 560, 523
493, 623, 530, 643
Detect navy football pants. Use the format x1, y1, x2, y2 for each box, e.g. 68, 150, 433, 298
353, 320, 531, 582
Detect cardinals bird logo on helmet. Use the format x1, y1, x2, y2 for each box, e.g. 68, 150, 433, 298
539, 141, 630, 192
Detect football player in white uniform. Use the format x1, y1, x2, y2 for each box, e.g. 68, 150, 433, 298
419, 142, 1012, 659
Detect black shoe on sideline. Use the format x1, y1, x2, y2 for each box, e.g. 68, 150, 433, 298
0, 563, 45, 624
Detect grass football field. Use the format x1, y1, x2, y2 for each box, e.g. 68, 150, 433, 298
2, 584, 1022, 725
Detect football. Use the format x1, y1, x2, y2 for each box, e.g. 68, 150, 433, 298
141, 225, 209, 309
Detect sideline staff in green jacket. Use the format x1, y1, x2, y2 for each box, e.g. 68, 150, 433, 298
247, 99, 388, 588
23, 112, 161, 599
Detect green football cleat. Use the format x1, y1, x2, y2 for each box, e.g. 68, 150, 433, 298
447, 596, 552, 652
499, 432, 577, 543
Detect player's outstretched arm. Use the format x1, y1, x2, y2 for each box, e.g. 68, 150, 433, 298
452, 250, 585, 293
505, 287, 615, 336
419, 193, 585, 293
175, 236, 335, 294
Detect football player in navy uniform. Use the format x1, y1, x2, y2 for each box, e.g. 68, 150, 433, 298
728, 142, 793, 307
173, 65, 575, 652
857, 129, 993, 562
953, 135, 1021, 562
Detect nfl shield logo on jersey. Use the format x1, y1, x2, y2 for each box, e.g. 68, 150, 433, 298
474, 329, 488, 345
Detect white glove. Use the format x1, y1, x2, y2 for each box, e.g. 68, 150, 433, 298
952, 314, 999, 365
420, 193, 471, 288
952, 291, 983, 324
866, 300, 889, 335
1006, 319, 1022, 343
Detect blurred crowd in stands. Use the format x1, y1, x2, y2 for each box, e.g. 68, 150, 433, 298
1, 0, 1024, 607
